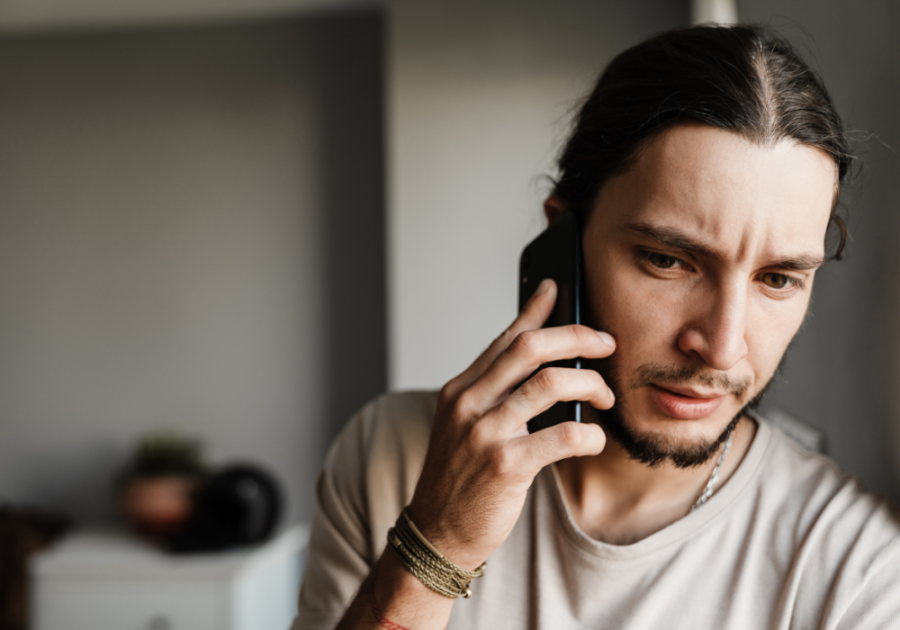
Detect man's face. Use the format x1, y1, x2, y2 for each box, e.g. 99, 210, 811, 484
580, 123, 836, 466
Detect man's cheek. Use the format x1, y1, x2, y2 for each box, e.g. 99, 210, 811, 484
747, 307, 806, 387
598, 277, 674, 333
616, 296, 687, 363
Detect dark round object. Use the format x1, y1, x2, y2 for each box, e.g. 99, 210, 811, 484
167, 463, 282, 554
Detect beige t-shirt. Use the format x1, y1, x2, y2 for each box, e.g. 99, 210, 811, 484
293, 391, 900, 629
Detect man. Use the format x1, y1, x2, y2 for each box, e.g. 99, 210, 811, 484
293, 25, 900, 630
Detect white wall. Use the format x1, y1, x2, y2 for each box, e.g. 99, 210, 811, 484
692, 0, 738, 24
387, 0, 689, 390
0, 13, 386, 524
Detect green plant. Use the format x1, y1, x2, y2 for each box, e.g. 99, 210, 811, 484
125, 432, 207, 478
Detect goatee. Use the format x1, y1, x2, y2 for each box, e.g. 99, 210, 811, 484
587, 357, 774, 469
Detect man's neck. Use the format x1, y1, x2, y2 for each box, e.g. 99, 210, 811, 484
555, 415, 758, 545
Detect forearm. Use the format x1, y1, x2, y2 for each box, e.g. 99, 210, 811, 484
336, 549, 455, 630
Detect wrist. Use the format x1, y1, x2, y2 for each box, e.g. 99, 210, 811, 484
404, 504, 486, 572
369, 548, 455, 630
388, 508, 487, 600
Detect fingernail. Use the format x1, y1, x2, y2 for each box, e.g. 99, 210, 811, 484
608, 388, 616, 404
536, 278, 552, 295
596, 331, 615, 346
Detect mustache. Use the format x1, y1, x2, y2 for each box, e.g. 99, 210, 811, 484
630, 363, 752, 399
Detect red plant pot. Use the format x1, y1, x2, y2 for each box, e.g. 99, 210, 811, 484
122, 476, 199, 540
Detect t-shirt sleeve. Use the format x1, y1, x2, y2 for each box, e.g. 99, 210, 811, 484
290, 391, 435, 630
833, 502, 900, 630
291, 404, 374, 630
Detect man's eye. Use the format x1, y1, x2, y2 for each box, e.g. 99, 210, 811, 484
646, 252, 682, 269
761, 273, 794, 289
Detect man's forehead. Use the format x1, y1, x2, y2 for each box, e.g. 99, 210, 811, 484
596, 125, 835, 264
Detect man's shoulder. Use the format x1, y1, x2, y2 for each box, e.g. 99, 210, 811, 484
759, 418, 898, 523
755, 418, 900, 581
340, 389, 438, 459
297, 392, 440, 622
369, 389, 440, 429
325, 390, 438, 505
315, 390, 438, 552
760, 419, 877, 497
759, 418, 852, 495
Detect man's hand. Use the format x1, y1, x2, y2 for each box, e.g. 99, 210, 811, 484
407, 278, 616, 570
336, 279, 616, 630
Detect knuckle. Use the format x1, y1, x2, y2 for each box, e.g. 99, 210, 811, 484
498, 391, 524, 417
558, 422, 583, 448
488, 443, 515, 477
570, 324, 594, 344
510, 330, 541, 361
535, 367, 564, 392
586, 369, 605, 388
438, 380, 458, 408
452, 389, 478, 421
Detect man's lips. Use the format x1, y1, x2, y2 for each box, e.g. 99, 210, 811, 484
649, 384, 726, 419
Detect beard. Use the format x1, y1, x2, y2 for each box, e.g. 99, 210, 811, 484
585, 354, 779, 469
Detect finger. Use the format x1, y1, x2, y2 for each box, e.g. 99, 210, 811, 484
484, 366, 615, 436
466, 324, 616, 407
508, 421, 607, 475
442, 279, 557, 401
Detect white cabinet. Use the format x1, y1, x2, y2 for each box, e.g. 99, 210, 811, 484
30, 525, 308, 630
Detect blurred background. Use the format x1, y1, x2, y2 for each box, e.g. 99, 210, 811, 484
0, 0, 898, 538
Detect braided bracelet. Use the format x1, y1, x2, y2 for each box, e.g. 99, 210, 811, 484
387, 508, 486, 599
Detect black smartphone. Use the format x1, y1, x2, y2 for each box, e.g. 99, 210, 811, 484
518, 211, 583, 434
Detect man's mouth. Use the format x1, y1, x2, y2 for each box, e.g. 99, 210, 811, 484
649, 384, 726, 419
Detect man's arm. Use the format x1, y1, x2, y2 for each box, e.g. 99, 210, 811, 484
336, 550, 454, 630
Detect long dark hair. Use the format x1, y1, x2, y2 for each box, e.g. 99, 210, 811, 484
553, 24, 851, 259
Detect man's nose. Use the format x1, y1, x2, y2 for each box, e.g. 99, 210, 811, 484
676, 281, 749, 371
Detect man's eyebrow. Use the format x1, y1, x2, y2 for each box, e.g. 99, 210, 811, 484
621, 221, 718, 259
767, 254, 826, 271
621, 221, 826, 271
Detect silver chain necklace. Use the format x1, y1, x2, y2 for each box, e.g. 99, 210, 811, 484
691, 432, 734, 512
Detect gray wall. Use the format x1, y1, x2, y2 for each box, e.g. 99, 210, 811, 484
739, 1, 900, 502
0, 13, 386, 524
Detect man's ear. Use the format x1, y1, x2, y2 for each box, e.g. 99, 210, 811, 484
543, 195, 567, 225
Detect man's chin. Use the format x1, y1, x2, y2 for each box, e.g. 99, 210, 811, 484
590, 403, 742, 469
582, 348, 778, 468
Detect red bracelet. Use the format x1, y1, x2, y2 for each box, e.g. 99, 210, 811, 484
368, 578, 412, 630
367, 562, 449, 630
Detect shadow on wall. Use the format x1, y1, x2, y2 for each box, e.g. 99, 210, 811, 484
309, 12, 388, 449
